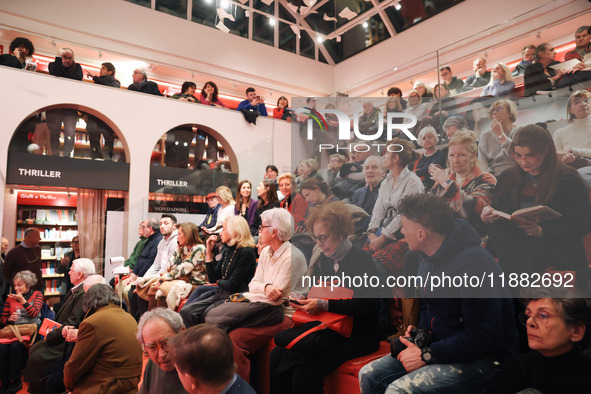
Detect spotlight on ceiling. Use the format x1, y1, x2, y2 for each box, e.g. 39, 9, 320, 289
393, 67, 398, 71
221, 0, 229, 8
269, 17, 276, 26
316, 35, 324, 43
362, 21, 368, 29
395, 3, 402, 10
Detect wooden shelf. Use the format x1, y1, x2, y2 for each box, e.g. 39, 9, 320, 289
16, 239, 72, 243
44, 292, 61, 297
42, 274, 64, 278
17, 222, 78, 227
42, 256, 58, 260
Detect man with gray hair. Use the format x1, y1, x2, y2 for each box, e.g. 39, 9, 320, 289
204, 208, 305, 332
3, 228, 43, 291
137, 308, 188, 393
24, 258, 96, 392
351, 155, 386, 234
128, 67, 162, 96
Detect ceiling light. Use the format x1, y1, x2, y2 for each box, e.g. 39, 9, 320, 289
393, 67, 398, 71
205, 0, 212, 3
221, 0, 230, 8
316, 35, 324, 43
395, 4, 401, 10
362, 21, 368, 29
269, 17, 276, 26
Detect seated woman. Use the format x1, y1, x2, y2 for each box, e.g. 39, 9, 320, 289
151, 222, 208, 309
278, 173, 308, 231
198, 81, 228, 108
413, 80, 433, 102
179, 216, 257, 328
383, 96, 405, 138
0, 270, 43, 393
404, 90, 432, 136
428, 83, 457, 119
235, 180, 259, 235
478, 98, 518, 176
204, 185, 236, 235
485, 289, 591, 394
430, 130, 496, 235
481, 63, 515, 97
300, 178, 339, 211
170, 81, 199, 103
524, 43, 563, 96
64, 284, 142, 393
481, 124, 591, 283
409, 126, 446, 190
253, 180, 281, 231
553, 90, 591, 167
295, 158, 324, 192
367, 139, 424, 274
273, 96, 293, 122
270, 202, 380, 394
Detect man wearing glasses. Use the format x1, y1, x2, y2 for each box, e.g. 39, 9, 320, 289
2, 227, 43, 291
137, 308, 188, 394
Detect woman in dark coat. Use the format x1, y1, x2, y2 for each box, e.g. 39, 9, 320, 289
269, 202, 380, 394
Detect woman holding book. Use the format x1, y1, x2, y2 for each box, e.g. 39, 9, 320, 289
0, 270, 43, 393
481, 124, 591, 284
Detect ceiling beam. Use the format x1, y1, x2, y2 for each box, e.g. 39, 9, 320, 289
327, 0, 397, 40
370, 0, 397, 38
279, 0, 335, 65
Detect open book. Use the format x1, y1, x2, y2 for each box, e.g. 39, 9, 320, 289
39, 318, 62, 336
550, 54, 591, 72
492, 205, 561, 223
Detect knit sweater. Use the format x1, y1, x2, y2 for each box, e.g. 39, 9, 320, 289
553, 116, 591, 158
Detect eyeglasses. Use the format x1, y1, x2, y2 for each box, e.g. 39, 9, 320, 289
141, 225, 150, 229
518, 311, 554, 326
512, 152, 539, 162
145, 338, 171, 355
259, 225, 272, 232
71, 241, 79, 244
311, 234, 329, 243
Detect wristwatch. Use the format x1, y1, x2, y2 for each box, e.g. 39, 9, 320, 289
421, 347, 434, 365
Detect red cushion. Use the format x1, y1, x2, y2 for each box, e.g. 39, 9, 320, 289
335, 341, 390, 376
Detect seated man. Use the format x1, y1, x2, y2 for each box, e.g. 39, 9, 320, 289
351, 156, 386, 234
171, 324, 255, 394
462, 57, 491, 90
237, 87, 268, 116
359, 194, 518, 393
137, 308, 188, 394
24, 258, 96, 393
264, 164, 279, 182
204, 208, 305, 332
357, 101, 382, 137
512, 45, 536, 77
564, 25, 590, 62
326, 154, 347, 189
199, 193, 221, 236
439, 65, 464, 94
128, 68, 163, 96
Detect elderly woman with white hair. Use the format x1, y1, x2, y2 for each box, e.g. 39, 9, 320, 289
204, 208, 300, 332
409, 126, 447, 190
478, 98, 519, 176
482, 63, 515, 97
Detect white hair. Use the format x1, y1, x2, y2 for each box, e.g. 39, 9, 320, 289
260, 208, 294, 242
72, 258, 96, 277
417, 126, 439, 145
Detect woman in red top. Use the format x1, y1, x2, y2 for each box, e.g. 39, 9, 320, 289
0, 270, 44, 393
273, 96, 292, 122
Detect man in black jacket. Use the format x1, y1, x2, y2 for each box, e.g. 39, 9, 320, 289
128, 68, 162, 96
47, 48, 83, 157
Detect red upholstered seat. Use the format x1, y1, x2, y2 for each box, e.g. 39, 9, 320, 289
323, 341, 391, 394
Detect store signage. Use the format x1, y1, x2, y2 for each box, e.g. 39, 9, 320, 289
17, 191, 77, 207
148, 200, 208, 214
150, 166, 237, 195
7, 152, 129, 190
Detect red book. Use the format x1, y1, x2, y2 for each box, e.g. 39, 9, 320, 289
39, 318, 62, 336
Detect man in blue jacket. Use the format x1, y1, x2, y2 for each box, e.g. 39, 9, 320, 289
237, 87, 267, 116
359, 193, 518, 394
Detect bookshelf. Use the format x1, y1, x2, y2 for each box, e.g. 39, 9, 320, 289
16, 205, 78, 302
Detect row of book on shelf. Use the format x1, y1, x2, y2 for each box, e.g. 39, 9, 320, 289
45, 279, 62, 295
17, 207, 76, 224
41, 245, 71, 259
16, 227, 78, 241
42, 263, 64, 275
